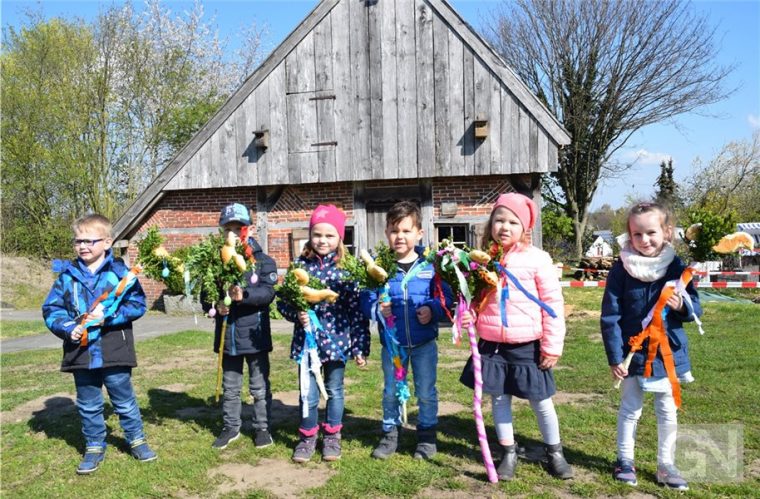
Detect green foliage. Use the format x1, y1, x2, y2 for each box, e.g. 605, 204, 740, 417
342, 242, 398, 289
135, 226, 189, 295
682, 207, 736, 262
274, 263, 326, 312
1, 18, 103, 258
426, 240, 494, 303
541, 205, 575, 261
184, 230, 248, 302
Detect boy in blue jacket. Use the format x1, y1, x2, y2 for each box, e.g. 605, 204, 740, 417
207, 203, 278, 450
43, 213, 155, 475
360, 201, 452, 460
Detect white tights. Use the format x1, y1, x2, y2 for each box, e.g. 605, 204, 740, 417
492, 394, 561, 445
617, 376, 678, 465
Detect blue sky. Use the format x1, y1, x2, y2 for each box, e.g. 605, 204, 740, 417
3, 0, 758, 210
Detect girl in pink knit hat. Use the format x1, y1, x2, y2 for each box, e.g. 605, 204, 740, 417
277, 204, 370, 463
459, 192, 573, 481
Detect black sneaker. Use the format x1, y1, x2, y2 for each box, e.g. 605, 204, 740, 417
212, 427, 240, 449
254, 429, 273, 448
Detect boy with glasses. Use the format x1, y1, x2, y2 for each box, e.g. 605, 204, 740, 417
43, 213, 155, 474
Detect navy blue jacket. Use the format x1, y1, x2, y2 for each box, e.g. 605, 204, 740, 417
277, 252, 370, 362
601, 256, 702, 377
204, 237, 277, 356
360, 249, 453, 348
43, 250, 146, 371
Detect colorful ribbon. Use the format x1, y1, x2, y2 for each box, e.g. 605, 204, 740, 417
297, 309, 329, 417
378, 283, 410, 423
80, 266, 142, 346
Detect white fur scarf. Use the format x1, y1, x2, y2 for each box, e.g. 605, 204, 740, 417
616, 233, 675, 282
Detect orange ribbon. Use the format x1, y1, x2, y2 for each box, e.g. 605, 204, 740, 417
80, 266, 143, 347
628, 267, 694, 409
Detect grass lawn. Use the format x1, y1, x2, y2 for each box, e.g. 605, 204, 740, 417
1, 289, 758, 497
0, 320, 47, 340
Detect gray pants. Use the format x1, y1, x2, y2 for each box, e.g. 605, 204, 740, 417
222, 352, 272, 431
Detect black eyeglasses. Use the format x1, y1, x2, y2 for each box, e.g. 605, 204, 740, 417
72, 238, 103, 247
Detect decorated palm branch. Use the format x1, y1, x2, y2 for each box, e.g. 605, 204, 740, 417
614, 222, 754, 408
276, 264, 339, 415
426, 239, 499, 483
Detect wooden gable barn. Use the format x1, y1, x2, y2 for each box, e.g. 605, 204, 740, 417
113, 0, 570, 306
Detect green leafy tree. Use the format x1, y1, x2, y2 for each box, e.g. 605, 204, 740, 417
682, 207, 735, 262
541, 204, 575, 261
1, 18, 100, 257
486, 0, 733, 259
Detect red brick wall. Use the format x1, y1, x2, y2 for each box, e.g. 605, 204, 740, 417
127, 177, 523, 307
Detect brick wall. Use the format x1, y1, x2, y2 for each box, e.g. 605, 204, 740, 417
127, 177, 524, 307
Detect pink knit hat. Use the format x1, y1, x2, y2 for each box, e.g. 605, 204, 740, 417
309, 204, 346, 239
493, 193, 538, 230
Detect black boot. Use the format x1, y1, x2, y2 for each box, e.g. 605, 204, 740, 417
545, 443, 573, 479
372, 426, 399, 460
497, 443, 518, 480
413, 428, 437, 460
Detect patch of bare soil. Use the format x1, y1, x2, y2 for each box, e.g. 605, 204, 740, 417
747, 458, 760, 479
208, 459, 334, 498
1, 392, 76, 423
141, 349, 209, 373
438, 400, 468, 416
568, 310, 601, 320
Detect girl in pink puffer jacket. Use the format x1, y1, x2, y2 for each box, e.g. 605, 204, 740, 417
460, 192, 572, 481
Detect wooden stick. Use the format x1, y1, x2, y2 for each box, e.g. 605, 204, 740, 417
215, 317, 228, 403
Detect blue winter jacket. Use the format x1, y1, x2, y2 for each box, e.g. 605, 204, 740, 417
42, 250, 147, 371
360, 248, 453, 348
277, 252, 370, 363
601, 256, 702, 377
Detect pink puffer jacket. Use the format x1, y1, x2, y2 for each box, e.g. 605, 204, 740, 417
475, 244, 566, 357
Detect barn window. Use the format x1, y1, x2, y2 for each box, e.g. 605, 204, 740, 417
343, 227, 355, 256
436, 224, 469, 248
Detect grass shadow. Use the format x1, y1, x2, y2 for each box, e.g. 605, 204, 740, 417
27, 395, 129, 454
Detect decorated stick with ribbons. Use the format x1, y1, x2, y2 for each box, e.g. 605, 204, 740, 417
80, 265, 143, 347
427, 241, 498, 483
358, 248, 411, 423
277, 264, 339, 416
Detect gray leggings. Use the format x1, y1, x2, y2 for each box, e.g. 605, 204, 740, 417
222, 352, 272, 431
492, 394, 561, 445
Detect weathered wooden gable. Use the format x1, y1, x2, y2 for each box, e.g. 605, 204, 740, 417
164, 0, 568, 191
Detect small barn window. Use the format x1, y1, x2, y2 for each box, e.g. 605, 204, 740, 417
343, 227, 355, 256
436, 224, 469, 248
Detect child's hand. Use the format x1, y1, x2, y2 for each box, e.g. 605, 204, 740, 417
666, 293, 684, 312
380, 301, 392, 318
298, 311, 310, 328
355, 355, 367, 368
218, 303, 230, 316
70, 325, 84, 342
539, 354, 558, 370
416, 306, 432, 325
460, 310, 474, 328
228, 285, 243, 302
610, 363, 628, 381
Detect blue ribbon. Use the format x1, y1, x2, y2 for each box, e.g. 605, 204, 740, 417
302, 308, 346, 363
494, 262, 557, 324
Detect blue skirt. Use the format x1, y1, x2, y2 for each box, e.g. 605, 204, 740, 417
460, 339, 556, 400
